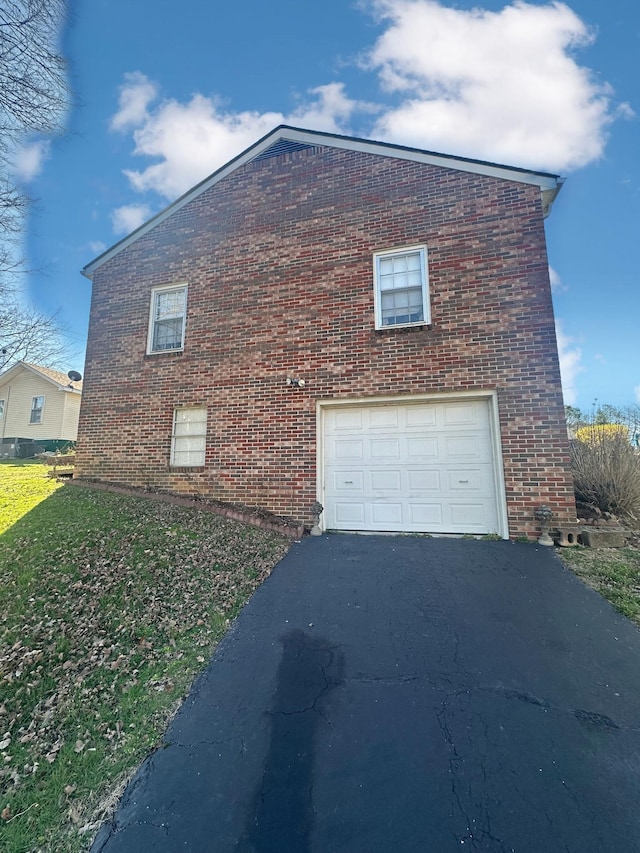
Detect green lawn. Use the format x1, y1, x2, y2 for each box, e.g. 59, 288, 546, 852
0, 462, 288, 852
559, 544, 640, 627
0, 460, 63, 536
3, 462, 638, 851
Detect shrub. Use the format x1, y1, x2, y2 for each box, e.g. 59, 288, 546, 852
571, 429, 640, 523
575, 424, 629, 444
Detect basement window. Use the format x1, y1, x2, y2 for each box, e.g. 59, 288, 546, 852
373, 245, 430, 329
147, 284, 187, 354
170, 407, 207, 467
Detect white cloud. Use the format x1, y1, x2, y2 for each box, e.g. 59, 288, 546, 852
111, 204, 152, 235
108, 2, 626, 206
555, 320, 583, 406
111, 71, 159, 132
635, 385, 640, 404
365, 0, 621, 172
548, 266, 567, 293
13, 140, 50, 182
123, 95, 284, 199
116, 80, 363, 200
89, 240, 107, 254
291, 83, 370, 132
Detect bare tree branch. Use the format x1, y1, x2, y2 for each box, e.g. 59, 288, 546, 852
0, 296, 70, 371
0, 1, 70, 369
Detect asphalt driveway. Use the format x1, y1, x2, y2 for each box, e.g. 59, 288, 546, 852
91, 535, 640, 852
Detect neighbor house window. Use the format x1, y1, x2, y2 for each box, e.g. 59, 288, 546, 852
30, 395, 44, 424
147, 284, 187, 353
171, 407, 207, 467
373, 245, 430, 329
0, 399, 4, 419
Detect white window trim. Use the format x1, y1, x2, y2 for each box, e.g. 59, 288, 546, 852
30, 395, 45, 425
0, 399, 4, 420
147, 283, 188, 355
373, 244, 430, 331
170, 406, 207, 468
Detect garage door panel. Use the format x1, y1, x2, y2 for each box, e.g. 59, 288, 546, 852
334, 410, 364, 430
407, 469, 441, 491
443, 403, 478, 426
450, 503, 489, 528
369, 408, 399, 429
406, 405, 436, 427
334, 439, 365, 460
445, 435, 484, 459
332, 471, 365, 492
371, 470, 402, 491
323, 400, 500, 534
334, 503, 366, 525
371, 502, 403, 525
409, 503, 444, 525
370, 438, 400, 459
406, 437, 439, 459
447, 469, 484, 492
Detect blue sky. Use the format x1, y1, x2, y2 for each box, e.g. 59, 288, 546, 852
15, 0, 639, 409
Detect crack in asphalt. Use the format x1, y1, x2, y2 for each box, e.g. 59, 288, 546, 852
433, 682, 621, 853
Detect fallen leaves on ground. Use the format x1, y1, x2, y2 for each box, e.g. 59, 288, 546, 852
0, 482, 289, 851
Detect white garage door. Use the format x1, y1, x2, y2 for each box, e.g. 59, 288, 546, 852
322, 400, 500, 534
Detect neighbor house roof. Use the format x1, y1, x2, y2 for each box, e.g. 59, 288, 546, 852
82, 125, 564, 280
0, 361, 82, 392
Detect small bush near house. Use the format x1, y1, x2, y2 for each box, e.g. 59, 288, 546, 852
574, 423, 629, 445
570, 428, 640, 523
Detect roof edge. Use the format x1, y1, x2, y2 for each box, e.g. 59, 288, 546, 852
0, 361, 82, 391
82, 125, 564, 279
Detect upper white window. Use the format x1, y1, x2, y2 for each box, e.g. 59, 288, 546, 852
373, 246, 430, 329
0, 399, 4, 420
147, 284, 187, 354
30, 395, 44, 424
171, 407, 207, 467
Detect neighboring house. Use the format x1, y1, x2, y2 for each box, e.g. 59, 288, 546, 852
0, 362, 82, 458
77, 125, 576, 538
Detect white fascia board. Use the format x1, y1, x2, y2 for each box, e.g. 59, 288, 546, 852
4, 361, 79, 392
281, 127, 561, 191
82, 125, 563, 279
0, 362, 58, 388
0, 363, 22, 385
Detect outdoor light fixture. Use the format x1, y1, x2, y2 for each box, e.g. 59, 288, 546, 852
534, 504, 554, 546
286, 377, 306, 388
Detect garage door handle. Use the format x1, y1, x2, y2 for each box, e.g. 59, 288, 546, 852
459, 479, 469, 483
344, 480, 354, 484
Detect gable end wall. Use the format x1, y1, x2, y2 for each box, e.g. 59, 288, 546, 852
77, 145, 575, 536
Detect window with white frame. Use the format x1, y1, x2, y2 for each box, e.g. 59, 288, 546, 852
148, 284, 187, 353
373, 246, 430, 329
30, 395, 44, 424
0, 399, 4, 419
171, 407, 207, 467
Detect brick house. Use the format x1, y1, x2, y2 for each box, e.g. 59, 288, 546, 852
77, 125, 576, 538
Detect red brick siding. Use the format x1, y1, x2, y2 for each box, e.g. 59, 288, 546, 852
76, 145, 575, 536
